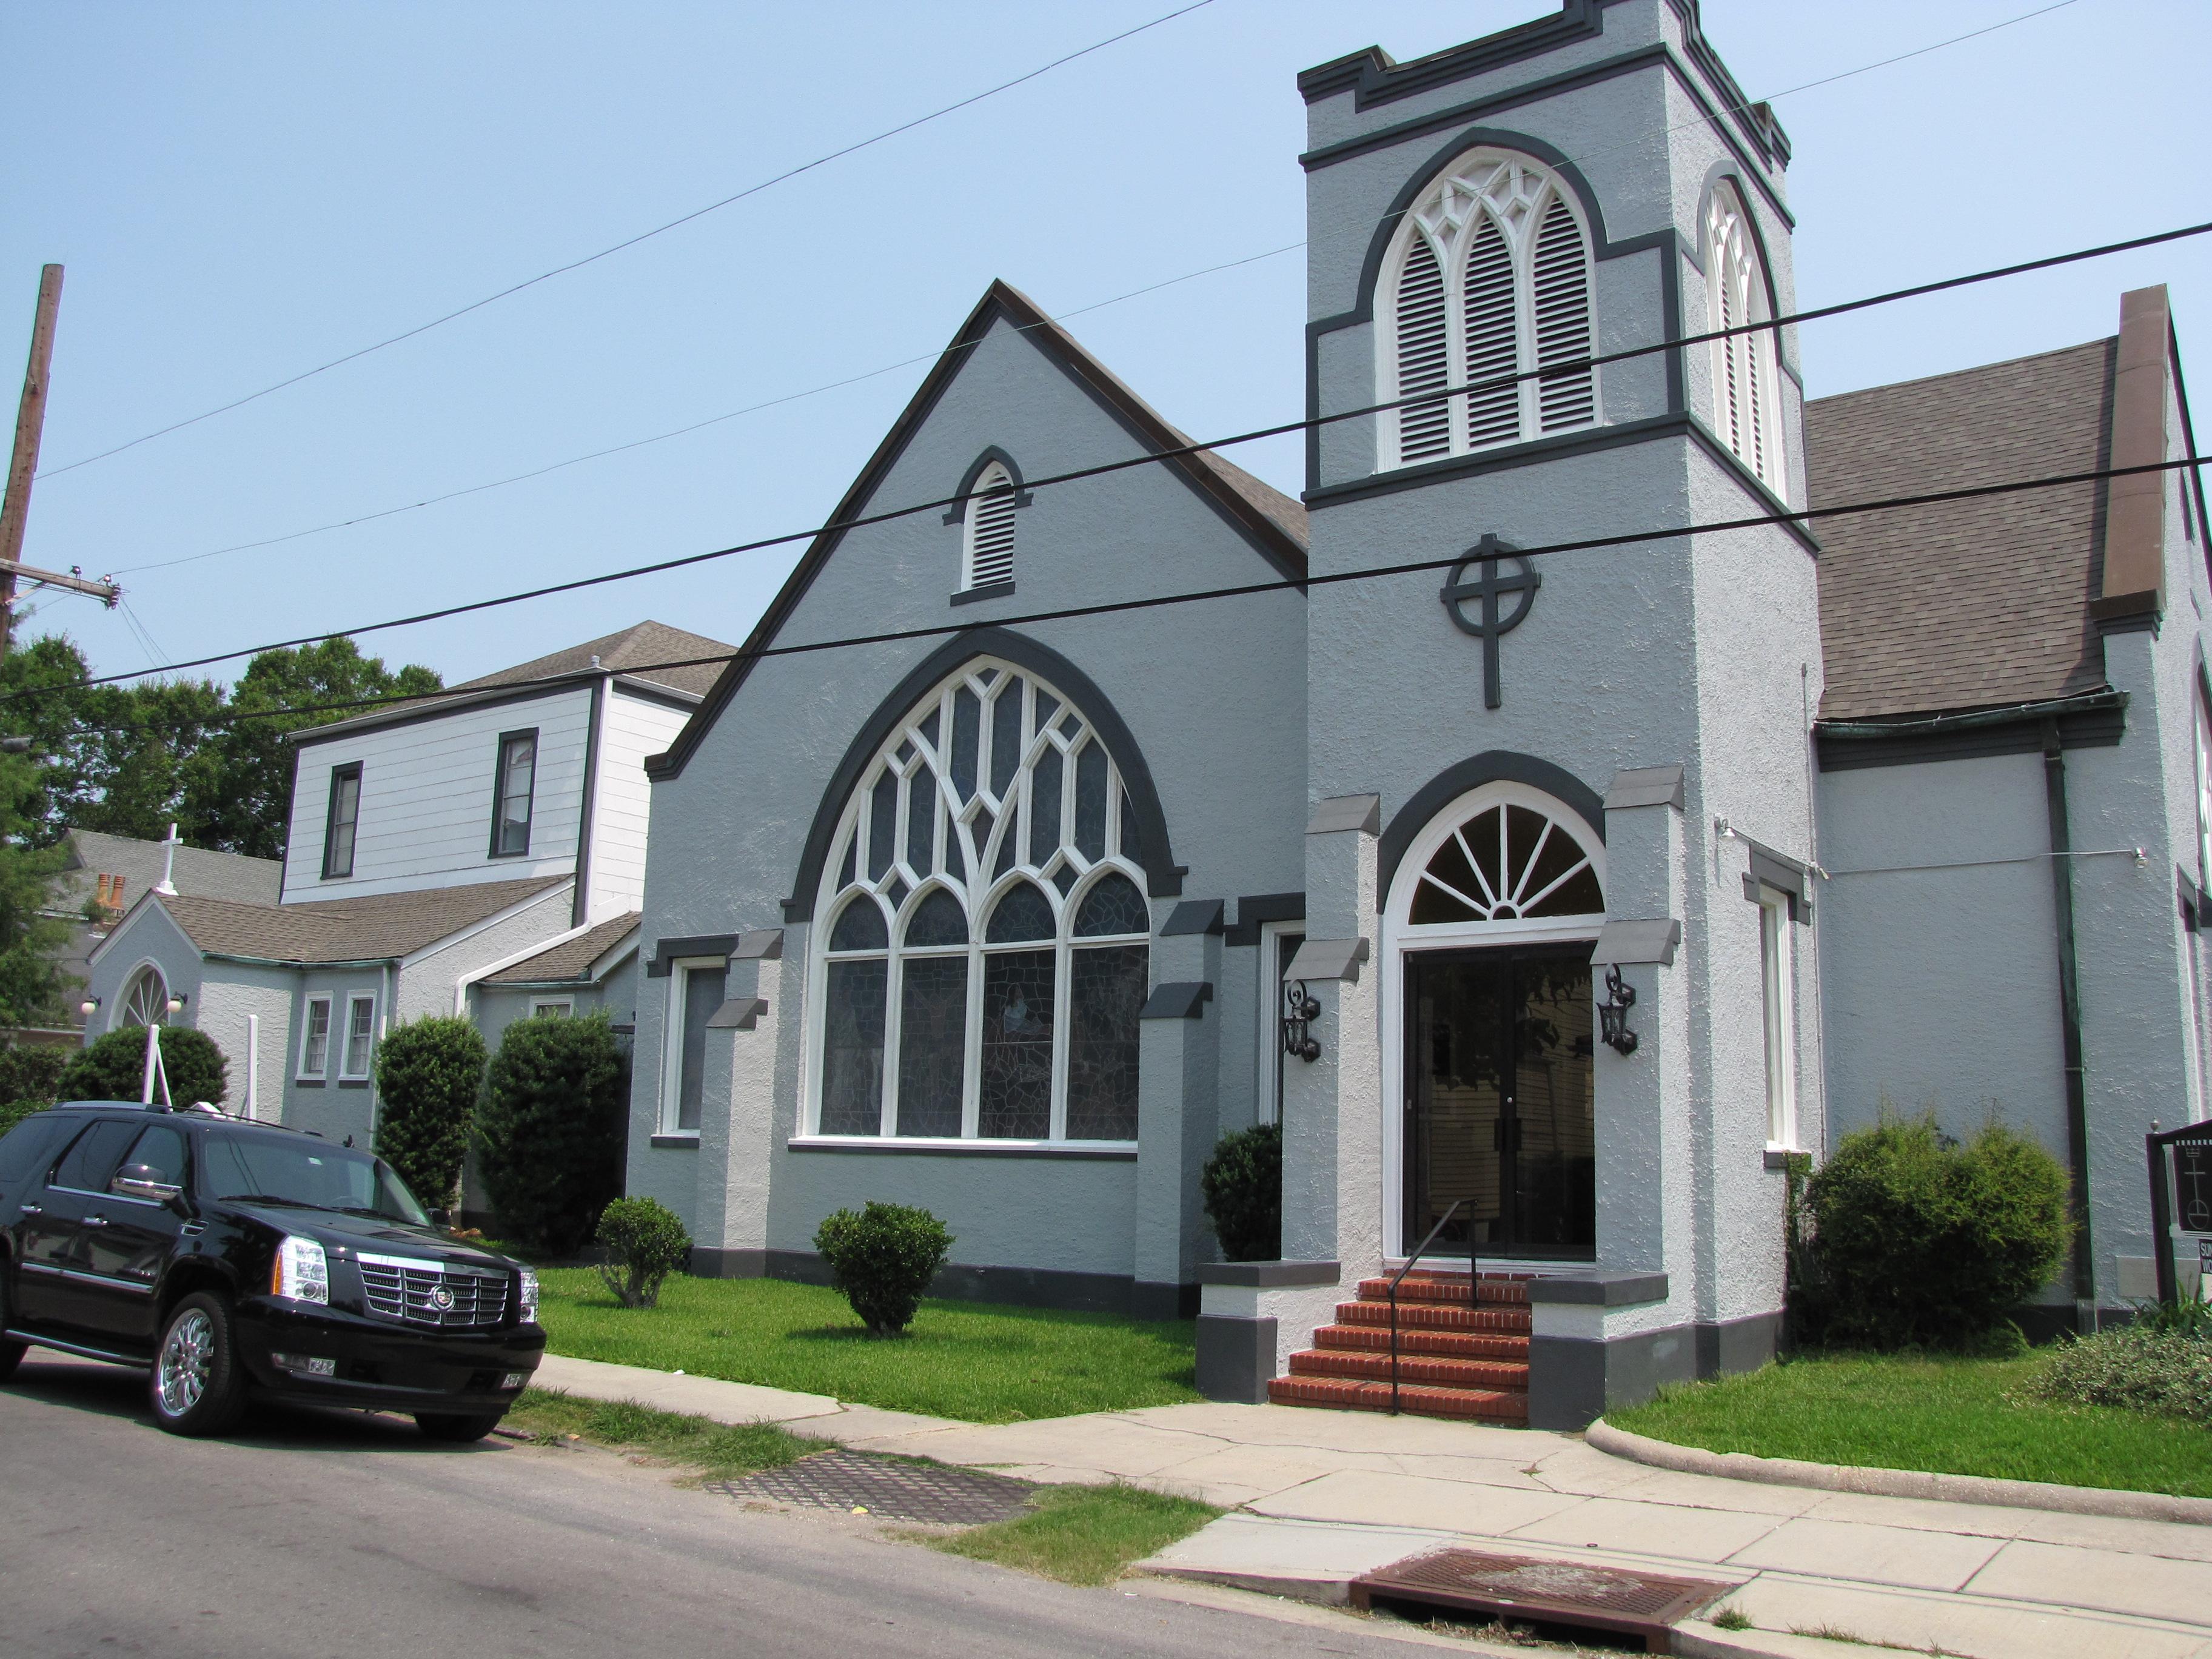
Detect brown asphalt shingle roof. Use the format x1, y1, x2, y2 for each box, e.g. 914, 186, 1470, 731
452, 621, 734, 700
1807, 338, 2113, 722
481, 912, 639, 985
152, 876, 569, 964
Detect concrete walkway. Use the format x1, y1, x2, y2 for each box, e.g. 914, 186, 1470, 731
534, 1354, 2212, 1659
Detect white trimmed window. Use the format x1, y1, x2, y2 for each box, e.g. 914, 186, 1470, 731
118, 965, 170, 1030
1381, 150, 1596, 469
1705, 183, 1783, 491
808, 659, 1151, 1143
341, 993, 376, 1080
531, 997, 574, 1019
298, 995, 333, 1079
961, 462, 1017, 591
661, 958, 726, 1135
1758, 886, 1798, 1148
2194, 691, 2212, 883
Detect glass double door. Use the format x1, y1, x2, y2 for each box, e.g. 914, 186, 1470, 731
1404, 945, 1596, 1259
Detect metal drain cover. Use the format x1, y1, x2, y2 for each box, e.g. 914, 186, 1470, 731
708, 1450, 1034, 1525
1352, 1548, 1731, 1650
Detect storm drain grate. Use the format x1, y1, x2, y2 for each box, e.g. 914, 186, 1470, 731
1352, 1549, 1732, 1652
707, 1450, 1034, 1525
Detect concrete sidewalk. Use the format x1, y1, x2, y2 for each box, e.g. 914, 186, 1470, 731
534, 1353, 2212, 1659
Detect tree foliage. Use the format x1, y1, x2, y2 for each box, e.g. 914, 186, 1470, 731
58, 1024, 229, 1108
372, 1016, 487, 1213
475, 1011, 627, 1255
0, 747, 72, 1025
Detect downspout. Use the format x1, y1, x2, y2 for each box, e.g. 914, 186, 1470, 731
372, 959, 392, 1138
571, 670, 609, 928
2042, 719, 2097, 1326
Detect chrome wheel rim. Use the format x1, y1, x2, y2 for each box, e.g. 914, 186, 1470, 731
156, 1309, 213, 1417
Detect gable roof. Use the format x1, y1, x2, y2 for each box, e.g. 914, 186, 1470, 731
451, 621, 734, 700
62, 830, 281, 909
480, 912, 639, 985
139, 875, 570, 965
647, 280, 1310, 781
1806, 338, 2114, 723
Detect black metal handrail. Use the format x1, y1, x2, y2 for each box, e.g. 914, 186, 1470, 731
1389, 1199, 1469, 1416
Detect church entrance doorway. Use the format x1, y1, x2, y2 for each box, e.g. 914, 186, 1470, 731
1404, 945, 1596, 1259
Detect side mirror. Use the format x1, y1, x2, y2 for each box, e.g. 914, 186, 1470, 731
427, 1208, 450, 1230
112, 1163, 184, 1205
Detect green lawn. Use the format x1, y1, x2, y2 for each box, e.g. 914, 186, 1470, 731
534, 1269, 1199, 1423
505, 1389, 822, 1480
1608, 1350, 2212, 1498
925, 1483, 1220, 1586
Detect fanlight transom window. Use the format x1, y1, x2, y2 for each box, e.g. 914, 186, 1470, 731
811, 659, 1150, 1142
1384, 150, 1596, 469
1705, 184, 1781, 490
1408, 799, 1604, 926
962, 462, 1017, 591
120, 965, 170, 1028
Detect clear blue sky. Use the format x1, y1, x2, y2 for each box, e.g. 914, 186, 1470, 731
2, 1, 2205, 686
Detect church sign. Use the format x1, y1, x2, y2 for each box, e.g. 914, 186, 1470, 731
1439, 533, 1540, 709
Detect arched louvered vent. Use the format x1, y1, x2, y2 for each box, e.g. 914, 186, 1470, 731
1380, 150, 1598, 469
1393, 236, 1451, 461
1532, 197, 1595, 432
1705, 184, 1782, 491
963, 461, 1017, 590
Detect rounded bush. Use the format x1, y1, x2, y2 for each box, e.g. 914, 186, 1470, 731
0, 1098, 43, 1138
372, 1016, 486, 1214
596, 1196, 692, 1309
813, 1201, 953, 1337
0, 1044, 68, 1113
1803, 1111, 2072, 1349
59, 1025, 227, 1110
474, 1011, 626, 1256
1201, 1122, 1281, 1262
2035, 1323, 2212, 1425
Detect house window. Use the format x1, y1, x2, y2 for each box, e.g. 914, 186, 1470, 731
1705, 182, 1783, 491
299, 996, 333, 1078
323, 763, 362, 879
118, 965, 169, 1029
1758, 886, 1798, 1149
340, 994, 377, 1080
662, 959, 727, 1135
1381, 150, 1595, 469
491, 731, 538, 858
531, 997, 574, 1019
960, 461, 1018, 591
809, 659, 1151, 1143
2195, 691, 2212, 883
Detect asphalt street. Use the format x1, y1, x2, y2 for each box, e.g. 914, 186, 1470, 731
0, 1354, 1441, 1659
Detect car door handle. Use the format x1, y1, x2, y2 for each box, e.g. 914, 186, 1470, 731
82, 1215, 108, 1228
17, 1203, 39, 1216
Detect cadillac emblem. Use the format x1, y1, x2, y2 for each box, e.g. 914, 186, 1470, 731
431, 1285, 455, 1312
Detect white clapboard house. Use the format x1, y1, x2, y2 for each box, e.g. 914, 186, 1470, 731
82, 622, 731, 1142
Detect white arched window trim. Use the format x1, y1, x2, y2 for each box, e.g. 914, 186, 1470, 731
115, 960, 172, 1031
1378, 781, 1607, 1257
800, 657, 1152, 1145
960, 461, 1017, 591
1704, 183, 1783, 491
1378, 149, 1599, 470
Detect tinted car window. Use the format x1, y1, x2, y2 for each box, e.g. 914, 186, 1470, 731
50, 1120, 144, 1193
124, 1124, 189, 1186
199, 1132, 428, 1225
0, 1115, 72, 1185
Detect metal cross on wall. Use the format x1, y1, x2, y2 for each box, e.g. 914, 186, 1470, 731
1439, 534, 1541, 709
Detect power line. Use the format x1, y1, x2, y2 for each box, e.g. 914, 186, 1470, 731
29, 213, 2208, 697
32, 1, 1218, 481
110, 240, 1305, 577
24, 450, 2205, 738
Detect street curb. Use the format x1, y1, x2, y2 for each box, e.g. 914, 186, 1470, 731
1586, 1418, 2212, 1526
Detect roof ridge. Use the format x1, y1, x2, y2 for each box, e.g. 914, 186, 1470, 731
1806, 335, 2114, 411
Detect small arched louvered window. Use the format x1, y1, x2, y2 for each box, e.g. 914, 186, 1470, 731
962, 461, 1017, 591
1705, 184, 1782, 491
1384, 150, 1596, 468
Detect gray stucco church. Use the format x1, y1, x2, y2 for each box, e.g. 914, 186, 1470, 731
623, 0, 2211, 1428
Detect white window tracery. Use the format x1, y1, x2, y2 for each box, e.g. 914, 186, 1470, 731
960, 462, 1017, 591
1705, 183, 1783, 491
1381, 150, 1597, 469
809, 659, 1151, 1142
119, 965, 170, 1029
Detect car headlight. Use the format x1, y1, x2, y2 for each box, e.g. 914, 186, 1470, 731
517, 1267, 540, 1324
272, 1235, 329, 1305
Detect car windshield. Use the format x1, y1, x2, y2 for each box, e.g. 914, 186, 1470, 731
199, 1133, 429, 1225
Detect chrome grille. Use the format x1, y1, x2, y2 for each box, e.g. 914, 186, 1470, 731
356, 1252, 509, 1330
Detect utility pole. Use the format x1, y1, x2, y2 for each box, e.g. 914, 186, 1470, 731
0, 265, 118, 658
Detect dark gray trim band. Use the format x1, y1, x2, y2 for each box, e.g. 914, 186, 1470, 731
646, 934, 736, 978
720, 1248, 1180, 1318
1196, 1314, 1278, 1404
785, 1137, 1136, 1160
1198, 1259, 1341, 1288
1525, 1269, 1667, 1305
1139, 981, 1214, 1021
649, 1133, 700, 1150
1817, 694, 2128, 772
1379, 751, 1607, 903
940, 446, 1036, 522
1159, 899, 1224, 936
948, 580, 1016, 608
1225, 892, 1305, 948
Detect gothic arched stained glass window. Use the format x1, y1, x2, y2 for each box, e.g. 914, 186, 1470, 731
811, 659, 1151, 1141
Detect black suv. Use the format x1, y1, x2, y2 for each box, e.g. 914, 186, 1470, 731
0, 1101, 543, 1439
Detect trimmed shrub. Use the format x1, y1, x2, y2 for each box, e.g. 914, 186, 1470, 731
474, 1011, 626, 1256
1201, 1122, 1281, 1262
58, 1025, 227, 1110
596, 1196, 692, 1309
372, 1016, 486, 1213
2034, 1322, 2212, 1426
0, 1098, 45, 1138
0, 1044, 67, 1111
1801, 1109, 2072, 1350
813, 1201, 953, 1337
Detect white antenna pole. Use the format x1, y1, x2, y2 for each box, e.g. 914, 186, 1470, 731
141, 1021, 161, 1104
246, 1013, 260, 1119
154, 822, 179, 897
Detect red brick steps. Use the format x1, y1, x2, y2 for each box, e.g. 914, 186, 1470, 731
1269, 1272, 1531, 1424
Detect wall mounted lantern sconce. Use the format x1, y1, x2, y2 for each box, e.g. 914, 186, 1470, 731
79, 996, 99, 1016
1282, 980, 1322, 1063
1598, 965, 1639, 1056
